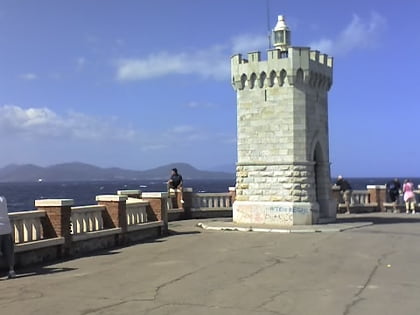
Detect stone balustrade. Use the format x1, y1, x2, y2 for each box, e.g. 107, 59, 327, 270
9, 210, 45, 243
126, 199, 148, 225
9, 184, 413, 270
192, 193, 232, 210
188, 192, 233, 218
71, 205, 105, 235
350, 190, 371, 205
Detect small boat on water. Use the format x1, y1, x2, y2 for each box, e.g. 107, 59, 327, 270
37, 178, 43, 183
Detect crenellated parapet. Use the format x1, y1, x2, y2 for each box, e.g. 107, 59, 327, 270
231, 47, 333, 92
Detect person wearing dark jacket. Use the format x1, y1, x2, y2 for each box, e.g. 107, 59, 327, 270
167, 168, 184, 207
168, 168, 183, 189
387, 178, 401, 213
336, 175, 352, 214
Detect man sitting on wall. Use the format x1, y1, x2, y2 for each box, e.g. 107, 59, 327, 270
167, 168, 184, 207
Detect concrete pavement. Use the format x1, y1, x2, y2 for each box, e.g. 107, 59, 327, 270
1, 213, 420, 314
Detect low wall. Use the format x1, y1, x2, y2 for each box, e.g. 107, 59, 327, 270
1, 191, 167, 269
332, 185, 420, 213
6, 184, 416, 271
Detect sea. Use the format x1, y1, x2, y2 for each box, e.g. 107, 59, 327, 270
1, 177, 418, 213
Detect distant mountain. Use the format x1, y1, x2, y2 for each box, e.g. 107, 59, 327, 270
207, 163, 236, 173
140, 162, 233, 180
0, 162, 234, 182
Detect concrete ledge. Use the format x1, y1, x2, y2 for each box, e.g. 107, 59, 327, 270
126, 198, 149, 205
72, 228, 122, 242
35, 199, 74, 207
191, 208, 232, 212
15, 237, 65, 253
142, 192, 168, 198
127, 221, 163, 232
196, 221, 373, 233
9, 210, 46, 219
366, 185, 386, 189
96, 195, 127, 202
117, 189, 142, 196
72, 205, 106, 212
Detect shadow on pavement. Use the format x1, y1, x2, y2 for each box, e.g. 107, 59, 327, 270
0, 266, 77, 280
168, 229, 201, 236
336, 215, 420, 225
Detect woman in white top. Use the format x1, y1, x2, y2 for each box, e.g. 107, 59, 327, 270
0, 196, 16, 278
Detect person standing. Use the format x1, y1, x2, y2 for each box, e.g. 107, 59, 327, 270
387, 178, 402, 213
403, 179, 416, 214
0, 196, 16, 279
336, 175, 352, 214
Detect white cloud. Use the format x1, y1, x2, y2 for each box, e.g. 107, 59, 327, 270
0, 105, 139, 141
231, 34, 268, 54
19, 73, 38, 80
116, 46, 229, 81
115, 33, 268, 82
310, 12, 386, 56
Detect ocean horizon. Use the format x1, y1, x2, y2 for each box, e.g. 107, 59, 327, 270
1, 177, 419, 213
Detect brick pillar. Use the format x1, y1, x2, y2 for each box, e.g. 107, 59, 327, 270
35, 199, 74, 256
96, 195, 128, 232
182, 188, 193, 219
142, 192, 168, 235
367, 185, 387, 212
117, 189, 142, 199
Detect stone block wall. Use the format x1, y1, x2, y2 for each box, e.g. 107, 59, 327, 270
235, 164, 316, 203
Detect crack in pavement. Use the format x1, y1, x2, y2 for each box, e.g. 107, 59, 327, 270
80, 269, 201, 315
152, 269, 199, 301
144, 301, 283, 315
342, 250, 395, 315
256, 290, 289, 315
238, 258, 283, 282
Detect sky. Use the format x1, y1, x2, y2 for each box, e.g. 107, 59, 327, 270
0, 0, 419, 177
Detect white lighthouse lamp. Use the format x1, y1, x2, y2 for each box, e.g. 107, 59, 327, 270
272, 15, 291, 51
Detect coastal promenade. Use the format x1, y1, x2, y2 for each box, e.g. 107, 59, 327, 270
2, 213, 420, 315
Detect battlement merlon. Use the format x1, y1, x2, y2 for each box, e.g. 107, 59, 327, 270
231, 47, 333, 90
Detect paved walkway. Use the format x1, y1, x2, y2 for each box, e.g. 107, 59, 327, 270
2, 213, 420, 314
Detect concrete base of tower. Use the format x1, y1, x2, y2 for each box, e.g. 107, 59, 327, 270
315, 199, 338, 224
233, 201, 320, 226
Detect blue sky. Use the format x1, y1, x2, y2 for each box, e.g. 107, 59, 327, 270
0, 0, 419, 177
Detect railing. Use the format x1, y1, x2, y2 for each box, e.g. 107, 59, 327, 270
9, 210, 45, 243
126, 200, 148, 225
191, 193, 232, 210
71, 205, 104, 235
351, 190, 371, 205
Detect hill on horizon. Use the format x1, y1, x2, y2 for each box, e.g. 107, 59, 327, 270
0, 162, 234, 182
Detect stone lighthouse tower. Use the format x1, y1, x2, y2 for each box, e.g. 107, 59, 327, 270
231, 15, 335, 225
